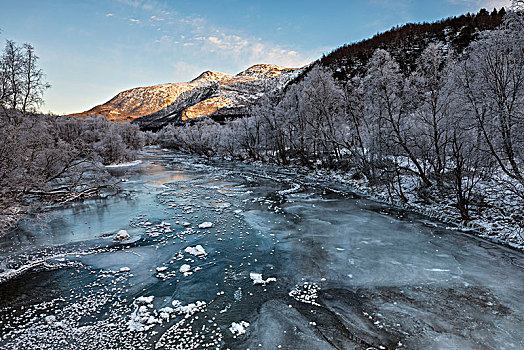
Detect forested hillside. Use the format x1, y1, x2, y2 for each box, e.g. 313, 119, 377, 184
319, 8, 506, 78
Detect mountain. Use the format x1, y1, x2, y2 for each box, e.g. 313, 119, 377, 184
71, 64, 302, 128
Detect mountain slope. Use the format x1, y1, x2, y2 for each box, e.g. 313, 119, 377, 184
134, 64, 303, 130
71, 64, 301, 126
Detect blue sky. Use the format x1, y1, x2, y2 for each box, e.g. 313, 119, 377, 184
0, 0, 511, 114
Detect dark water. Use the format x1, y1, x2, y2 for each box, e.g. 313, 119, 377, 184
0, 147, 522, 349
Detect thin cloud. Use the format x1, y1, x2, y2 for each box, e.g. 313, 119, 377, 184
446, 0, 511, 8
194, 31, 311, 68
112, 0, 316, 70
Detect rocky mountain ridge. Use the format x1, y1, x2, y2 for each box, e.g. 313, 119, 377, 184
71, 64, 302, 128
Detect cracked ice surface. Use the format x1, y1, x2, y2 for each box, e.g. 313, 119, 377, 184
0, 147, 522, 350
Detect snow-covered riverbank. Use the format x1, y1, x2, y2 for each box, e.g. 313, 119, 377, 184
307, 167, 524, 250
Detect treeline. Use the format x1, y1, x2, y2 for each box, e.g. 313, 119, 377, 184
158, 10, 524, 222
0, 39, 150, 231
320, 8, 506, 78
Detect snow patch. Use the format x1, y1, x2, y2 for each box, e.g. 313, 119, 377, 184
105, 160, 142, 168
113, 230, 130, 241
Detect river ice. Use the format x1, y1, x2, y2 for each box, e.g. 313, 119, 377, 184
0, 147, 522, 349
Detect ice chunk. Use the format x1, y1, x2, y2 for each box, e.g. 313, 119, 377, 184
172, 300, 207, 318
128, 298, 159, 332
180, 264, 191, 274
113, 229, 130, 241
229, 321, 250, 336
136, 296, 154, 305
250, 272, 276, 285
45, 315, 56, 325
159, 307, 173, 314
182, 222, 191, 227
119, 267, 131, 273
184, 245, 207, 257
198, 222, 214, 229
156, 266, 168, 273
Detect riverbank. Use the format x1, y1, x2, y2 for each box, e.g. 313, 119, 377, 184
288, 164, 524, 250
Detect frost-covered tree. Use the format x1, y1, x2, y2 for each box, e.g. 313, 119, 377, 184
409, 42, 455, 185
296, 66, 345, 167
454, 11, 524, 193
0, 39, 148, 232
363, 49, 433, 188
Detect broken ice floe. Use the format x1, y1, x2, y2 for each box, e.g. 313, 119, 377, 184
184, 245, 207, 257
198, 222, 214, 229
229, 321, 249, 336
250, 272, 276, 285
171, 300, 207, 318
289, 282, 320, 306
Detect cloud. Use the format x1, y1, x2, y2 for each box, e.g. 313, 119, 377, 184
106, 13, 114, 17
112, 0, 316, 70
194, 31, 311, 67
447, 0, 512, 8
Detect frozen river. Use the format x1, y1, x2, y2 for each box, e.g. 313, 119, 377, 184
0, 147, 522, 349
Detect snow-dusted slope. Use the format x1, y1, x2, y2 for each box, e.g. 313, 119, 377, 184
135, 64, 304, 129
71, 64, 302, 126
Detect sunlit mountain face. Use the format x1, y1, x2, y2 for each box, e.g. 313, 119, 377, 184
71, 64, 300, 126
